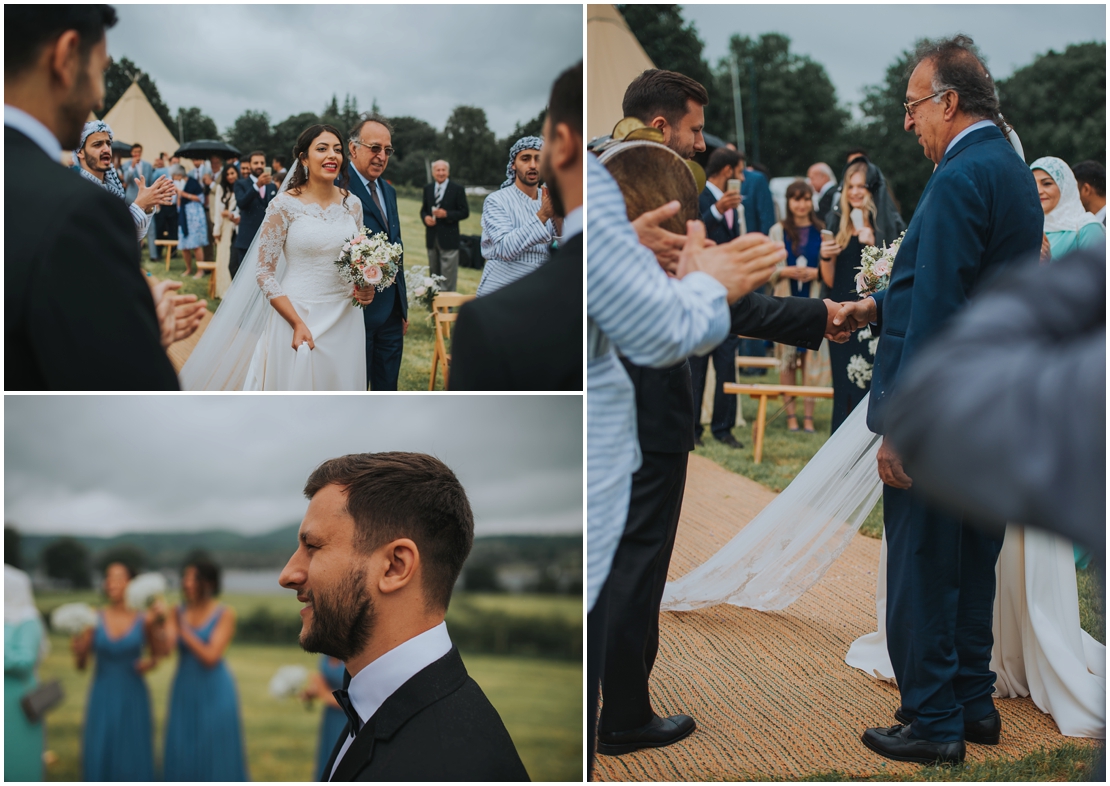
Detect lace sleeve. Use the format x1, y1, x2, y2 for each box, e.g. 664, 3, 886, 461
256, 197, 292, 300
348, 197, 363, 228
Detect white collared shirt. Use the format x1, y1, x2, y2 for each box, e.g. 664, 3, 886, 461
562, 205, 582, 240
434, 178, 449, 204
5, 105, 63, 162
704, 181, 745, 232
249, 172, 267, 200
353, 167, 388, 223
945, 119, 997, 156
328, 621, 452, 779
1095, 206, 1106, 226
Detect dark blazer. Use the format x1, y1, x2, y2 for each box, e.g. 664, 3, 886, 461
232, 175, 277, 250
816, 184, 836, 224
741, 168, 776, 235
450, 233, 581, 390
625, 292, 828, 454
5, 126, 179, 390
699, 186, 741, 246
320, 647, 529, 782
344, 164, 408, 330
420, 180, 469, 250
867, 125, 1043, 434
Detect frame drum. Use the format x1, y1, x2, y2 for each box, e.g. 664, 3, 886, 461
597, 140, 699, 235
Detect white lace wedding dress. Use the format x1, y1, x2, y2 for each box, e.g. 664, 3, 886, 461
180, 192, 366, 390
661, 400, 1105, 739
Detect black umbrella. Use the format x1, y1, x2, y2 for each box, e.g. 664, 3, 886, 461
111, 139, 133, 156
174, 139, 241, 159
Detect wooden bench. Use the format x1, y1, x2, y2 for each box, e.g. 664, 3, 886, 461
722, 383, 834, 464
735, 355, 780, 370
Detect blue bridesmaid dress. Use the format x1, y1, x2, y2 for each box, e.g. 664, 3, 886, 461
316, 656, 349, 779
83, 612, 155, 780
163, 605, 248, 781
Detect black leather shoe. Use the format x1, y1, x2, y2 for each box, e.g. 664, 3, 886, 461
716, 433, 744, 449
694, 435, 704, 448
861, 723, 965, 765
597, 714, 696, 756
894, 707, 1001, 745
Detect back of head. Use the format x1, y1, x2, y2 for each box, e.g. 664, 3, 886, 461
5, 5, 117, 79
304, 452, 474, 611
706, 147, 742, 179
548, 60, 582, 139
622, 69, 708, 126
909, 35, 1001, 126
1072, 160, 1105, 197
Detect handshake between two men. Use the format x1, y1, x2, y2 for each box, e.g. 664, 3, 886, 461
631, 200, 876, 344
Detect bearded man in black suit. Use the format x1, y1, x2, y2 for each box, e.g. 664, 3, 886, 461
449, 61, 583, 391
4, 4, 199, 390
279, 452, 529, 782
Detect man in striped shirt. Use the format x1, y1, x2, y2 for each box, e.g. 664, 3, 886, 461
476, 136, 561, 295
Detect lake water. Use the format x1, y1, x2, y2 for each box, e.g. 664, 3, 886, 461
222, 569, 286, 594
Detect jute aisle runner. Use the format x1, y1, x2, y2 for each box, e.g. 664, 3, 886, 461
167, 310, 212, 372
595, 454, 1100, 781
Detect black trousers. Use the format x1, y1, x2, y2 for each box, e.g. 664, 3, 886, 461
599, 449, 689, 733
689, 335, 740, 440
229, 246, 245, 280
587, 580, 609, 780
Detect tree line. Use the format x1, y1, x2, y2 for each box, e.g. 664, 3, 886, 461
102, 57, 545, 188
618, 5, 1106, 218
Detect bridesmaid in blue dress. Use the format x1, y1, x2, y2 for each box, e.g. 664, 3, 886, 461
163, 558, 248, 781
71, 562, 162, 781
303, 655, 348, 779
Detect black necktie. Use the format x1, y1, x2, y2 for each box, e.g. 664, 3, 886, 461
332, 688, 362, 736
368, 180, 385, 221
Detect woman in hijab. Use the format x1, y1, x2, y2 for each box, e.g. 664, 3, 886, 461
5, 565, 48, 781
1030, 156, 1105, 260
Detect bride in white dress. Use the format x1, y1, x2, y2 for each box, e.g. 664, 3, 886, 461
660, 400, 1105, 739
180, 124, 371, 390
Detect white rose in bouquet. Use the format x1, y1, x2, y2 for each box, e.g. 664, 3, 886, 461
125, 572, 167, 610
269, 664, 309, 698
50, 602, 98, 635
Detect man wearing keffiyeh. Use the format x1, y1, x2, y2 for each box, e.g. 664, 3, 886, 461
75, 119, 175, 241
476, 135, 562, 296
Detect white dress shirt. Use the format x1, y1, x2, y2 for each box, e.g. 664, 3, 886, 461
5, 105, 62, 162
704, 180, 746, 233
1094, 206, 1106, 226
945, 119, 997, 156
328, 621, 453, 779
353, 167, 388, 223
433, 178, 449, 206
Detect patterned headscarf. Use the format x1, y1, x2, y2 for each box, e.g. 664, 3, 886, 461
76, 120, 127, 199
1030, 156, 1103, 234
501, 135, 543, 189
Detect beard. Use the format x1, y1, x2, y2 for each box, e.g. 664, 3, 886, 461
540, 160, 565, 218
299, 565, 374, 662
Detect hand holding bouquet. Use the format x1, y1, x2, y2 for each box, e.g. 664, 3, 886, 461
126, 572, 167, 613
51, 602, 98, 636
336, 227, 404, 308
854, 230, 905, 297
269, 664, 309, 699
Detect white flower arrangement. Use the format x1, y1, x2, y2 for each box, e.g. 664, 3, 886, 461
855, 230, 905, 297
50, 602, 98, 635
335, 227, 404, 307
846, 354, 874, 389
125, 572, 167, 610
268, 664, 309, 699
404, 265, 448, 312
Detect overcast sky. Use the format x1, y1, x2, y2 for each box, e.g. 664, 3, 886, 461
5, 397, 582, 538
681, 4, 1105, 118
106, 4, 582, 136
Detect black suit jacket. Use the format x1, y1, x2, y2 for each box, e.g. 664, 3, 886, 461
698, 186, 740, 246
625, 293, 829, 453
449, 233, 582, 391
321, 647, 529, 782
420, 180, 469, 250
5, 127, 179, 390
232, 176, 277, 250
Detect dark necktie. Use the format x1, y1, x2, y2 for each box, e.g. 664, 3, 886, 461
368, 180, 385, 221
332, 688, 362, 736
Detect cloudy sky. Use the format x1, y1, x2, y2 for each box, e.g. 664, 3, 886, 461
5, 396, 582, 538
680, 4, 1105, 118
106, 4, 582, 136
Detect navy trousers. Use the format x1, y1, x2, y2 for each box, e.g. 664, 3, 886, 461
364, 299, 404, 391
883, 485, 1004, 742
689, 335, 739, 440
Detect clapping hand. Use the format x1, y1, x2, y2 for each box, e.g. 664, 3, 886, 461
133, 174, 176, 213
149, 279, 208, 348
631, 200, 686, 274
536, 186, 555, 224
677, 224, 783, 303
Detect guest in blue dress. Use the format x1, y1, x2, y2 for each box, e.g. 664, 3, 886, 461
163, 558, 248, 781
171, 164, 209, 278
303, 655, 348, 779
71, 562, 160, 781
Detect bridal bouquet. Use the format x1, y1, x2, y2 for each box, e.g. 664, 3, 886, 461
404, 265, 447, 313
335, 227, 404, 307
125, 572, 167, 611
854, 230, 905, 297
269, 665, 309, 699
50, 602, 98, 635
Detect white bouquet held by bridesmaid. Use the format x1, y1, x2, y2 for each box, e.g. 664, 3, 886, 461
854, 230, 905, 297
50, 602, 98, 635
268, 664, 309, 699
336, 227, 404, 306
125, 572, 167, 610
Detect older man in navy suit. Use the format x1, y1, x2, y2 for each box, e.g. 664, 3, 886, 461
344, 115, 407, 391
834, 36, 1043, 765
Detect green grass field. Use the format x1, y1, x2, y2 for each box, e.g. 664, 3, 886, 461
141, 194, 484, 391
35, 592, 581, 782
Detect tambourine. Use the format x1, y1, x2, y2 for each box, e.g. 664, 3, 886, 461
598, 139, 701, 235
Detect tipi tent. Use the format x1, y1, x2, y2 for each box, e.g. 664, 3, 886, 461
587, 4, 655, 142
102, 81, 180, 165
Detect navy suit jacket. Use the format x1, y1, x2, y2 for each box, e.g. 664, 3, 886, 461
867, 125, 1043, 434
344, 164, 408, 330
741, 169, 775, 235
699, 186, 741, 246
232, 176, 277, 250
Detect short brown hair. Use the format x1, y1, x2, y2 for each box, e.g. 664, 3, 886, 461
622, 69, 708, 127
304, 452, 474, 610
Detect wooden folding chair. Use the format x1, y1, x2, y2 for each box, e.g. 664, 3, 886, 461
428, 292, 476, 390
155, 239, 178, 272
195, 260, 217, 299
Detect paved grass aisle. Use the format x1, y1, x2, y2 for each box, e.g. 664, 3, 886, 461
594, 455, 1102, 781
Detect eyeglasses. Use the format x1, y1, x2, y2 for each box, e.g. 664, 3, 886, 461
903, 90, 949, 118
352, 141, 395, 158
